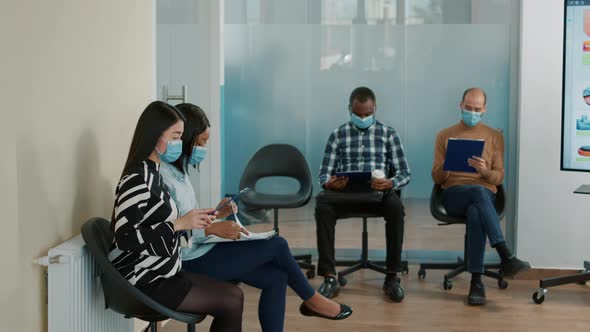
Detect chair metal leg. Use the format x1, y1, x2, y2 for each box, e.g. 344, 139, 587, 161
187, 323, 196, 332
149, 322, 157, 332
539, 271, 590, 289
483, 269, 502, 280
445, 264, 467, 279
338, 263, 364, 278
368, 262, 387, 274
336, 217, 394, 280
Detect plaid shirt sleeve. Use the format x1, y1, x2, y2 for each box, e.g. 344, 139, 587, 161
319, 131, 339, 187
388, 130, 411, 189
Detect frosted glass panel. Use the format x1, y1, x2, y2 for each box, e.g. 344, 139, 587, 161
222, 0, 517, 258
223, 22, 511, 199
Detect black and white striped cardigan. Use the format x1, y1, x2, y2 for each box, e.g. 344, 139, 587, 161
108, 159, 183, 289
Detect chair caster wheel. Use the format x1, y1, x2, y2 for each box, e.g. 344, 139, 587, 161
443, 278, 453, 290
532, 289, 547, 304
402, 261, 409, 274
418, 269, 426, 280
498, 279, 508, 289
306, 270, 315, 279
337, 276, 347, 287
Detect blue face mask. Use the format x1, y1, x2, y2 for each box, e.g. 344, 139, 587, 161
350, 112, 375, 129
190, 146, 208, 166
157, 137, 183, 163
461, 109, 483, 127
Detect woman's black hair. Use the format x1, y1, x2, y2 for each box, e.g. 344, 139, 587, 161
111, 101, 184, 226
120, 101, 186, 177
171, 103, 210, 174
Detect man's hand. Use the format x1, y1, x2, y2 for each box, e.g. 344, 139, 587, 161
468, 156, 492, 178
204, 221, 249, 240
324, 176, 349, 191
371, 178, 394, 191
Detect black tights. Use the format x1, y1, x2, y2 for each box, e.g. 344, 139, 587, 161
176, 272, 243, 332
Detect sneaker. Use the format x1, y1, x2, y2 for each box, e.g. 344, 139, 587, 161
318, 276, 340, 299
467, 281, 486, 305
501, 257, 531, 277
383, 277, 405, 302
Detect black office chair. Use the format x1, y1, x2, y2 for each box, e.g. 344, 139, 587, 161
418, 184, 508, 290
322, 190, 409, 286
81, 218, 206, 332
239, 144, 316, 278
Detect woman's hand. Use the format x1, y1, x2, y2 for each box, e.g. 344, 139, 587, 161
204, 221, 249, 240
173, 209, 216, 231
215, 198, 239, 219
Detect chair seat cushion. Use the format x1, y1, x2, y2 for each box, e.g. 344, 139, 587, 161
241, 192, 309, 209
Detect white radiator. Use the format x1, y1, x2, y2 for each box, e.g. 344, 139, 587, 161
42, 234, 133, 332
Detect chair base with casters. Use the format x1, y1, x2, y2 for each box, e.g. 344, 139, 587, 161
532, 260, 590, 304
81, 218, 206, 332
335, 214, 409, 286
418, 184, 508, 291
270, 208, 316, 279
417, 233, 508, 290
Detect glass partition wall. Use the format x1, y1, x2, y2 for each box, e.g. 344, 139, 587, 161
157, 0, 520, 267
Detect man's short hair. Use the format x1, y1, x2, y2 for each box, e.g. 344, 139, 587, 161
349, 87, 376, 107
462, 88, 487, 105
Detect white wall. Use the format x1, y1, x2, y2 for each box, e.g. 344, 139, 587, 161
517, 0, 590, 269
0, 1, 155, 330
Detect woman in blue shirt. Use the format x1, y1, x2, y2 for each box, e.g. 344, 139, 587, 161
160, 103, 352, 332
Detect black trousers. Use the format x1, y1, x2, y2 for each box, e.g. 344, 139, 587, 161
314, 190, 405, 276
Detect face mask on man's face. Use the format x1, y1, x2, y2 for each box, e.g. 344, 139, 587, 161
461, 109, 483, 127
350, 112, 375, 129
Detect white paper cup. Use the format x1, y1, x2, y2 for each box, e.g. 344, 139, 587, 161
372, 169, 385, 179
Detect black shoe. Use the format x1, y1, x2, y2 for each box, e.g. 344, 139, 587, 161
318, 276, 340, 299
299, 302, 353, 320
383, 277, 405, 302
501, 257, 531, 277
467, 281, 486, 305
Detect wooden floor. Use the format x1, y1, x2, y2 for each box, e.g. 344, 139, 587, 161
164, 268, 590, 331
163, 199, 590, 331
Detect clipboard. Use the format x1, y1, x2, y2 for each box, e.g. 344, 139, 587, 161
443, 138, 485, 173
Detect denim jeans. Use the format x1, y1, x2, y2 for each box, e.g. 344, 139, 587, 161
442, 185, 504, 273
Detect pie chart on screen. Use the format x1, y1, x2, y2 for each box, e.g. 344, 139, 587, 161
578, 146, 590, 157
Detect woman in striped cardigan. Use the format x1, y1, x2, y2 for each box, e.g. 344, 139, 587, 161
109, 101, 243, 331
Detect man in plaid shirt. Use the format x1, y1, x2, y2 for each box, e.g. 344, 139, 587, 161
315, 87, 411, 302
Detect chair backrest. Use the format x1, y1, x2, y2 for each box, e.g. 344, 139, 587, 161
430, 184, 506, 224
81, 218, 204, 323
239, 144, 313, 206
